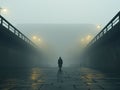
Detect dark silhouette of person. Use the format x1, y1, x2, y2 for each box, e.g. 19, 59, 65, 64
58, 57, 63, 71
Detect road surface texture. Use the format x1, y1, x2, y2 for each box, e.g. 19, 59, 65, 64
0, 67, 120, 90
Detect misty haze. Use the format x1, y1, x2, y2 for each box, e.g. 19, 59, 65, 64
17, 24, 98, 67
0, 0, 120, 90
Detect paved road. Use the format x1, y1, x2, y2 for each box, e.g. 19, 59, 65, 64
0, 67, 120, 90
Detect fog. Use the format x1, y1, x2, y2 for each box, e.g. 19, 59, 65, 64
17, 24, 98, 67
1, 0, 120, 26
1, 0, 120, 67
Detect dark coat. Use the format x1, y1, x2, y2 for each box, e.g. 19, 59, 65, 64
58, 57, 63, 67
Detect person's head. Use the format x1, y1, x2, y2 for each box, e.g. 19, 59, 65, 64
59, 57, 61, 59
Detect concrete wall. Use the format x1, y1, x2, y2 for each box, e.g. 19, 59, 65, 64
0, 25, 42, 68
81, 21, 120, 72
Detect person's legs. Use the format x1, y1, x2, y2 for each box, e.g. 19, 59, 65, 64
58, 64, 61, 70
59, 64, 62, 71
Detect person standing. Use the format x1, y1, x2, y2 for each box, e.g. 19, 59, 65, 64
58, 57, 63, 71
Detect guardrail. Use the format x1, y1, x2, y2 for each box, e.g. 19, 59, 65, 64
0, 15, 35, 47
88, 11, 120, 46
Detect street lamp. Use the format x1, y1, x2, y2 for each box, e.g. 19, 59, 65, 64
0, 7, 7, 15
2, 8, 7, 12
80, 35, 93, 45
32, 36, 37, 40
97, 25, 101, 29
38, 38, 41, 42
32, 36, 42, 43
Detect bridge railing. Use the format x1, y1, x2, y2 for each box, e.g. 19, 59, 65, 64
88, 11, 120, 46
0, 15, 35, 47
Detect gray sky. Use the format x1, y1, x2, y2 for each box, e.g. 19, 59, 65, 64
1, 0, 120, 67
1, 0, 120, 25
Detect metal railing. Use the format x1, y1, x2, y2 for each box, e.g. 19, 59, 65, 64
0, 15, 35, 47
88, 11, 120, 46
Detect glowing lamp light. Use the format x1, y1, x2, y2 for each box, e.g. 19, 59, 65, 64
32, 36, 37, 40
97, 25, 101, 29
0, 8, 8, 15
81, 38, 84, 42
86, 35, 92, 41
38, 38, 41, 42
2, 8, 7, 12
80, 35, 93, 45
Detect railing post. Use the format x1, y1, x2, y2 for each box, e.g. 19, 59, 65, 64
119, 17, 120, 22
1, 17, 3, 25
18, 31, 20, 37
119, 12, 120, 21
8, 24, 10, 30
106, 26, 108, 32
102, 31, 104, 36
111, 20, 113, 28
14, 29, 16, 34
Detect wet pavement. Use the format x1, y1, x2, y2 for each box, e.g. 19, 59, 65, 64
0, 67, 120, 90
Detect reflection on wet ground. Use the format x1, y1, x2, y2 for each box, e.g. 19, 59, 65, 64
57, 69, 63, 83
0, 67, 120, 90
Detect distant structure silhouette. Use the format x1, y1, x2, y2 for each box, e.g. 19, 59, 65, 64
58, 57, 63, 71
